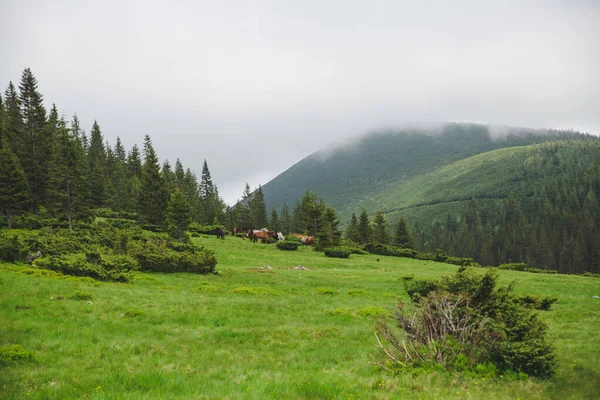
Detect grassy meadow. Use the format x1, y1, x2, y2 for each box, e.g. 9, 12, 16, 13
1, 234, 600, 399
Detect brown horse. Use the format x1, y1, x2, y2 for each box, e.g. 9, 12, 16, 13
248, 229, 269, 243
301, 236, 314, 246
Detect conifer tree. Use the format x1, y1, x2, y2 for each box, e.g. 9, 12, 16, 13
182, 168, 200, 221
291, 200, 303, 233
109, 137, 128, 212
18, 68, 48, 213
174, 158, 185, 189
250, 185, 268, 228
346, 213, 360, 243
279, 202, 291, 235
320, 205, 341, 248
162, 160, 174, 193
87, 121, 106, 207
269, 206, 279, 231
48, 117, 87, 229
138, 135, 168, 225
358, 208, 371, 244
3, 82, 23, 150
127, 144, 142, 178
394, 216, 414, 249
0, 137, 30, 228
300, 190, 324, 236
371, 210, 390, 244
167, 187, 191, 241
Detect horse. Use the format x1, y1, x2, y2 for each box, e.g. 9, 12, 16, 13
248, 229, 270, 243
207, 227, 226, 239
301, 236, 314, 246
233, 227, 250, 236
277, 232, 285, 241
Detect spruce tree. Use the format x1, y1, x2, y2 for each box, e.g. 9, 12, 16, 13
167, 187, 191, 241
87, 121, 106, 207
174, 158, 185, 189
182, 168, 200, 221
138, 135, 168, 226
250, 185, 268, 228
109, 137, 128, 212
18, 68, 48, 213
346, 213, 360, 243
280, 202, 291, 235
358, 208, 371, 244
0, 137, 30, 228
371, 210, 390, 244
3, 82, 23, 151
300, 190, 325, 236
320, 205, 341, 248
269, 206, 279, 231
394, 216, 414, 249
47, 117, 86, 229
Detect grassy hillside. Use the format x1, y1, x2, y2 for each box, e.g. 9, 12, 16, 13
261, 123, 592, 220
2, 235, 600, 399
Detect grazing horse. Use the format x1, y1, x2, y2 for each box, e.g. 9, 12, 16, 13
301, 236, 314, 246
233, 227, 250, 236
207, 227, 226, 239
277, 232, 285, 241
248, 229, 270, 243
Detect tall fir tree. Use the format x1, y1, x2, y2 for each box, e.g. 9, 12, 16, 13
3, 82, 23, 150
279, 202, 291, 235
393, 216, 414, 249
47, 116, 87, 229
18, 68, 48, 213
250, 185, 268, 228
167, 187, 191, 242
182, 168, 200, 221
300, 190, 325, 236
174, 158, 185, 189
320, 205, 342, 248
345, 213, 360, 243
0, 137, 30, 228
269, 206, 279, 231
357, 208, 371, 244
371, 210, 390, 244
138, 135, 168, 225
87, 121, 106, 207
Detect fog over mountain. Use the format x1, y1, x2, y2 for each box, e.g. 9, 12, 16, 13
1, 0, 598, 204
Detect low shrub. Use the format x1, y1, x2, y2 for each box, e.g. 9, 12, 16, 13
402, 275, 439, 301
518, 295, 557, 311
327, 308, 353, 317
317, 287, 339, 295
324, 247, 351, 258
416, 249, 448, 262
69, 291, 92, 301
0, 344, 33, 366
128, 238, 217, 274
0, 232, 28, 262
231, 287, 283, 295
35, 253, 133, 282
276, 241, 299, 251
123, 309, 143, 317
446, 256, 476, 267
375, 268, 557, 378
357, 306, 388, 317
497, 262, 527, 271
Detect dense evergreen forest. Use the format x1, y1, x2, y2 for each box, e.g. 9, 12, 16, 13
0, 68, 255, 232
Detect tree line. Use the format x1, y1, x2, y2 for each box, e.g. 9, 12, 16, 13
0, 68, 227, 231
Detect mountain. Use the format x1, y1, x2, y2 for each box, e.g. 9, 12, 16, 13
261, 123, 600, 273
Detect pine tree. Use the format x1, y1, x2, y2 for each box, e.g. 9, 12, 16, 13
87, 121, 106, 207
371, 210, 390, 244
167, 187, 191, 241
108, 137, 128, 212
3, 82, 23, 151
250, 185, 268, 228
345, 213, 360, 243
199, 159, 214, 199
174, 158, 185, 189
47, 116, 87, 229
0, 137, 30, 228
300, 190, 325, 236
182, 168, 200, 221
269, 206, 279, 231
292, 200, 303, 233
280, 202, 291, 235
138, 135, 168, 225
162, 160, 174, 193
358, 208, 371, 244
393, 216, 414, 249
18, 68, 48, 213
320, 205, 341, 248
127, 144, 142, 178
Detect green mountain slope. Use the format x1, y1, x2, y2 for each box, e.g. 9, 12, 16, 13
261, 124, 600, 273
263, 123, 591, 219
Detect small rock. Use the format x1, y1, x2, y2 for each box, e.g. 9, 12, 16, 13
593, 296, 600, 299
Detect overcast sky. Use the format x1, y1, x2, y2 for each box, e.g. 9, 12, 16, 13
1, 0, 598, 204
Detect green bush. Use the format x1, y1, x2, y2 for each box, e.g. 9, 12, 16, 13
35, 253, 133, 282
364, 243, 419, 259
446, 256, 475, 266
0, 344, 33, 366
518, 295, 557, 311
69, 291, 92, 301
498, 262, 527, 271
129, 239, 217, 274
324, 247, 351, 258
276, 241, 299, 251
0, 233, 28, 262
377, 268, 557, 378
402, 275, 439, 301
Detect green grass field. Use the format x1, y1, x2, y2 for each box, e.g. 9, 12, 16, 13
2, 235, 600, 399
